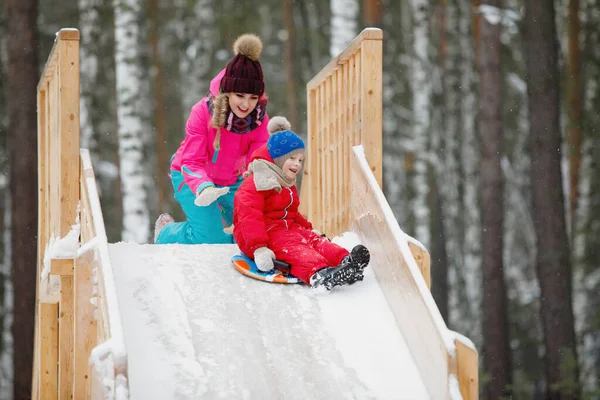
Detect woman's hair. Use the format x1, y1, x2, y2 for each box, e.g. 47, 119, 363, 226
210, 93, 229, 129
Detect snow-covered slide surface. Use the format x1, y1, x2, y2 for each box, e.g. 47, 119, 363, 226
109, 237, 429, 400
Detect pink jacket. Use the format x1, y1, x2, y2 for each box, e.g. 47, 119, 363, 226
170, 69, 270, 195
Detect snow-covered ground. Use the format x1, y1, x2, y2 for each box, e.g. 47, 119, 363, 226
110, 233, 429, 399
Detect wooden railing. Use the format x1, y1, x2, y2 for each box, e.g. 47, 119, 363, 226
34, 26, 476, 400
301, 28, 383, 239
34, 28, 128, 400
300, 28, 478, 398
351, 146, 478, 399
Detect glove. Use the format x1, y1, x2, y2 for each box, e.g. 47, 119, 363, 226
194, 186, 229, 207
223, 224, 234, 235
254, 247, 275, 272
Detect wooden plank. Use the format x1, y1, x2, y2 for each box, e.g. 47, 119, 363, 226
39, 303, 58, 400
324, 77, 333, 235
33, 87, 47, 400
38, 29, 80, 91
74, 251, 97, 398
58, 38, 80, 238
408, 242, 431, 289
50, 73, 60, 238
317, 84, 325, 229
350, 149, 451, 399
59, 277, 74, 399
50, 259, 74, 276
333, 67, 341, 236
455, 337, 479, 399
307, 28, 382, 90
299, 89, 315, 218
360, 38, 383, 188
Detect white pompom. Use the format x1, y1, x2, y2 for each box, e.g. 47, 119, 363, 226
267, 116, 291, 134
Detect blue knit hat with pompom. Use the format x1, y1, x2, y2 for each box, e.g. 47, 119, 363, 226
267, 130, 305, 168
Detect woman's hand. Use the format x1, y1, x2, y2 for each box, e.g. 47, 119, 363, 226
194, 186, 229, 206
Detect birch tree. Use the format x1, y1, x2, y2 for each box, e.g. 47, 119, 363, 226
575, 0, 600, 391
330, 0, 358, 57
524, 0, 580, 396
455, 0, 481, 340
114, 0, 150, 243
408, 0, 431, 248
283, 0, 298, 128
178, 0, 215, 119
78, 0, 100, 153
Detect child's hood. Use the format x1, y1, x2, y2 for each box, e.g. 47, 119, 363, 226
248, 144, 273, 163
210, 68, 268, 101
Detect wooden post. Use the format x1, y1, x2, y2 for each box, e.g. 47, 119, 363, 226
455, 337, 479, 400
35, 28, 81, 400
39, 303, 59, 400
59, 277, 74, 399
73, 251, 97, 398
409, 242, 431, 289
57, 31, 80, 238
359, 31, 383, 188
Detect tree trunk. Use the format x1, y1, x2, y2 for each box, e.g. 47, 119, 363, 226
567, 0, 582, 236
478, 1, 512, 397
455, 0, 481, 340
408, 0, 431, 248
362, 0, 382, 27
330, 0, 358, 57
150, 0, 169, 215
5, 0, 38, 397
429, 170, 449, 323
523, 0, 580, 397
78, 0, 100, 153
283, 0, 298, 129
114, 0, 150, 243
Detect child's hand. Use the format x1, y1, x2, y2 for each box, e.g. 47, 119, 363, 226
254, 247, 275, 271
194, 186, 229, 207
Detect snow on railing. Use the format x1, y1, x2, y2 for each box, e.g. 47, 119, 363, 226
34, 28, 128, 400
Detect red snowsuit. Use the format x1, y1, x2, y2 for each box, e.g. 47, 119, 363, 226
233, 146, 349, 283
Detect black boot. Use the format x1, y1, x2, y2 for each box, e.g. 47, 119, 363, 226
309, 264, 359, 290
348, 244, 370, 270
310, 245, 370, 290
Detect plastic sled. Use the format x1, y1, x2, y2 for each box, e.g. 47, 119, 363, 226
231, 253, 302, 284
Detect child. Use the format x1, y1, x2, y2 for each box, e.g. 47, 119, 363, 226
154, 33, 271, 244
232, 119, 370, 290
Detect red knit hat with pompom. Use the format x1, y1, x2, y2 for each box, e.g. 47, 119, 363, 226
220, 34, 265, 96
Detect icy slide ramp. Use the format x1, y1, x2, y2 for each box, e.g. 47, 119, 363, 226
110, 241, 429, 400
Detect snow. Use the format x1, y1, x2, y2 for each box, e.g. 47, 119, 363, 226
476, 5, 520, 30
448, 375, 461, 400
50, 221, 81, 259
109, 236, 431, 399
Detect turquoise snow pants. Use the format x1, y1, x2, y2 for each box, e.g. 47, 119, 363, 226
155, 169, 239, 244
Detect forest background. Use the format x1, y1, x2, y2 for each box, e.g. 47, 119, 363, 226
1, 0, 599, 399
